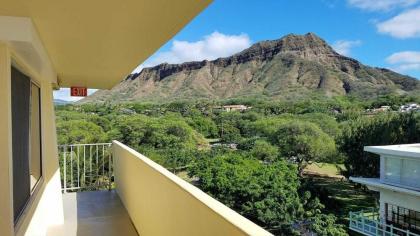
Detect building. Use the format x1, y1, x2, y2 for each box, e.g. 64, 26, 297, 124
222, 105, 251, 112
366, 105, 392, 114
349, 144, 420, 236
0, 1, 272, 236
400, 103, 420, 113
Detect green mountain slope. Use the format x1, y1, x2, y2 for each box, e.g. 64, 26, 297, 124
82, 33, 420, 103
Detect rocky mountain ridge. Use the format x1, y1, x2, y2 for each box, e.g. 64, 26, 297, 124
82, 33, 420, 103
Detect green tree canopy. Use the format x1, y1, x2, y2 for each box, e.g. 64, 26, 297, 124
189, 153, 304, 232
339, 113, 420, 177
56, 120, 107, 144
271, 121, 336, 175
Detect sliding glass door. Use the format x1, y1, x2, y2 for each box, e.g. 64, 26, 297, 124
11, 67, 42, 224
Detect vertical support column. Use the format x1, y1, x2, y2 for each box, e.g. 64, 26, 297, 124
0, 42, 14, 236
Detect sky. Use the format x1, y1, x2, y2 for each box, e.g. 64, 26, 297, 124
54, 0, 420, 101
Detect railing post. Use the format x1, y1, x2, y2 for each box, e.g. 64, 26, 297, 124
83, 145, 86, 188
77, 146, 80, 188
362, 211, 365, 232
58, 143, 113, 192
70, 146, 73, 188
63, 146, 67, 193
406, 229, 410, 236
108, 143, 112, 191
390, 224, 394, 235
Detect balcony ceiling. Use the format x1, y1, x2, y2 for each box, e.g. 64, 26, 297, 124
0, 0, 212, 89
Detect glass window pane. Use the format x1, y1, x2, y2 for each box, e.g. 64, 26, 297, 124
30, 83, 42, 190
401, 159, 420, 189
11, 67, 31, 224
385, 157, 401, 184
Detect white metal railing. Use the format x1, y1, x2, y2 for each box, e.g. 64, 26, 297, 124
58, 143, 113, 192
349, 208, 420, 236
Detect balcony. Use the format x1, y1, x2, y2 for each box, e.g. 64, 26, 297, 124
349, 208, 420, 236
52, 141, 272, 236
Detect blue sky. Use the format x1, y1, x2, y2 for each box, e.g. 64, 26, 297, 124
55, 0, 420, 101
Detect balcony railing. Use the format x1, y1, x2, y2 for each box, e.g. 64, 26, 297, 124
349, 208, 420, 236
57, 141, 272, 236
58, 143, 113, 192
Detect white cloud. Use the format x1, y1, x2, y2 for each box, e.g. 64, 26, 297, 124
332, 40, 362, 56
386, 51, 420, 72
386, 51, 420, 64
134, 32, 251, 72
53, 88, 97, 102
377, 8, 420, 38
347, 0, 420, 11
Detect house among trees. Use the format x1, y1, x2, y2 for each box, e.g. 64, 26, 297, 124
349, 144, 420, 236
400, 103, 420, 113
222, 105, 251, 112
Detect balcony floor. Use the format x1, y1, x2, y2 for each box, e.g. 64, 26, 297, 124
48, 190, 138, 236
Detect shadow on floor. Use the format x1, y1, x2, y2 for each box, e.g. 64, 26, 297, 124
48, 190, 138, 236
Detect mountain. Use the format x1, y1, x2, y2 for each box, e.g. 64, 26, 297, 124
54, 99, 73, 105
82, 33, 420, 103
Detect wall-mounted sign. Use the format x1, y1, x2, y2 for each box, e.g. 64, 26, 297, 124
70, 87, 88, 97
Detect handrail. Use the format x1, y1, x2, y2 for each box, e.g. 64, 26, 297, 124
112, 140, 273, 236
58, 143, 113, 192
349, 208, 420, 236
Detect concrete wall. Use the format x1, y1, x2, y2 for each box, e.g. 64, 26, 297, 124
113, 141, 272, 236
0, 38, 64, 235
380, 189, 420, 219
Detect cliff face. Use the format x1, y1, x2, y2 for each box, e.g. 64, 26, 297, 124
82, 33, 420, 103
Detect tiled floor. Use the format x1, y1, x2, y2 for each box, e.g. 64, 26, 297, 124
48, 190, 138, 236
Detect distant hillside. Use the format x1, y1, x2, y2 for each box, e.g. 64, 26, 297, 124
82, 33, 420, 103
54, 99, 73, 105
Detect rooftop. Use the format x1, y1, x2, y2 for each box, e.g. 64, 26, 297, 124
349, 177, 420, 197
364, 143, 420, 159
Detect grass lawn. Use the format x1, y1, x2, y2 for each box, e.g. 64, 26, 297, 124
304, 162, 345, 178
305, 176, 379, 231
205, 138, 221, 143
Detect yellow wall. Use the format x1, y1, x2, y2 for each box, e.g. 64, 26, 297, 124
0, 41, 64, 235
0, 43, 14, 236
113, 141, 272, 236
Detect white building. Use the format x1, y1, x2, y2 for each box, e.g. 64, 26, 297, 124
400, 103, 420, 113
222, 105, 250, 112
349, 144, 420, 236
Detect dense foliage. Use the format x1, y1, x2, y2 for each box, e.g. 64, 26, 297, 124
55, 94, 420, 235
339, 113, 420, 177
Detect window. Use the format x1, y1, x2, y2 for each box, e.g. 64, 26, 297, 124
384, 156, 420, 190
11, 67, 42, 224
401, 159, 420, 189
384, 157, 401, 184
385, 203, 420, 234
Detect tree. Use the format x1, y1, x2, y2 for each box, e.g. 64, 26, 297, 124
298, 113, 341, 137
189, 153, 305, 233
308, 214, 347, 236
339, 113, 419, 177
271, 121, 336, 175
250, 139, 279, 163
56, 120, 107, 145
186, 114, 218, 138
